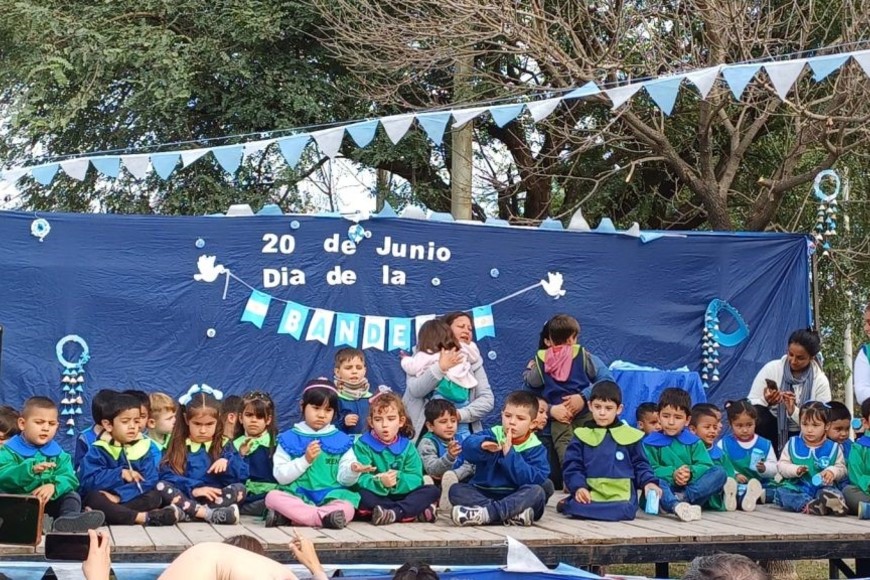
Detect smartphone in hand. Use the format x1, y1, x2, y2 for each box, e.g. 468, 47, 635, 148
0, 494, 43, 546
45, 533, 92, 561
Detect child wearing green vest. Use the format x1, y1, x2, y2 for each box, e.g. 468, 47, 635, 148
775, 401, 847, 515
716, 400, 775, 510
842, 399, 870, 515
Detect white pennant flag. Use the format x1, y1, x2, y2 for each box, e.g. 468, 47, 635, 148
121, 154, 151, 179
311, 127, 345, 158
451, 107, 488, 128
414, 314, 436, 341
526, 98, 562, 122
60, 159, 90, 181
243, 138, 276, 158
380, 114, 415, 144
181, 148, 210, 167
305, 309, 335, 345
362, 316, 387, 350
765, 60, 806, 100
2, 168, 27, 183
685, 66, 721, 99
852, 50, 870, 77
605, 84, 643, 110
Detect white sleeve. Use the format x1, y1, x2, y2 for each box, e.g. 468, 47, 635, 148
855, 349, 870, 405
812, 365, 831, 403
747, 359, 782, 407
761, 446, 778, 479
337, 448, 361, 486
271, 445, 311, 485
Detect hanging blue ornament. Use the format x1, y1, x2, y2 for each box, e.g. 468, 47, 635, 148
290, 220, 300, 230
488, 350, 498, 360
31, 218, 51, 242
66, 428, 75, 436
195, 238, 206, 249
490, 268, 500, 278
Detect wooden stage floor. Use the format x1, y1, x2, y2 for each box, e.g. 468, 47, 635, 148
5, 501, 870, 568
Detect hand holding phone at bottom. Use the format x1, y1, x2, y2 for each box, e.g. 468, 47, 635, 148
82, 529, 112, 580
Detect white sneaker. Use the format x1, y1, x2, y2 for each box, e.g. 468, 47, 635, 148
673, 502, 702, 522
722, 477, 738, 512
741, 479, 763, 512
440, 470, 459, 512
505, 507, 534, 527
423, 475, 435, 486
452, 505, 489, 526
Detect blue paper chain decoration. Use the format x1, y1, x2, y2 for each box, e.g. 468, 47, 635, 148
56, 335, 90, 436
701, 300, 749, 388
811, 170, 839, 257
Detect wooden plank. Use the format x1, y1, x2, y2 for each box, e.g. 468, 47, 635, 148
201, 522, 250, 540
283, 525, 334, 545
533, 514, 616, 544
240, 520, 297, 551
345, 521, 403, 547
107, 524, 156, 552
144, 525, 192, 552
177, 521, 225, 545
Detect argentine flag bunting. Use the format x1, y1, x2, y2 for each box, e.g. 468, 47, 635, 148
472, 305, 495, 340
240, 290, 272, 329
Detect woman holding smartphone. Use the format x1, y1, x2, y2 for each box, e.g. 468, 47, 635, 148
747, 328, 831, 454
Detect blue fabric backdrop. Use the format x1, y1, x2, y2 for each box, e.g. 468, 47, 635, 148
0, 211, 810, 449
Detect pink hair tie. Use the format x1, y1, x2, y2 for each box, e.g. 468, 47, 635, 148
303, 377, 338, 394
370, 385, 394, 401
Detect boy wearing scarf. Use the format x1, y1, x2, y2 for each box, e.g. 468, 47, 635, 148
334, 348, 373, 435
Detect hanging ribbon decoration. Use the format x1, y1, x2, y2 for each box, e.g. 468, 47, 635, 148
56, 335, 90, 436
811, 169, 840, 257
701, 300, 749, 388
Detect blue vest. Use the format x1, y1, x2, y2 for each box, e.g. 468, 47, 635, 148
536, 346, 592, 405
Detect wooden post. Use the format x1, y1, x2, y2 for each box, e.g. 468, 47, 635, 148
451, 54, 473, 221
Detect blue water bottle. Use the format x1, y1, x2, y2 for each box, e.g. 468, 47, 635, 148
645, 489, 660, 515
812, 473, 823, 487
750, 448, 766, 472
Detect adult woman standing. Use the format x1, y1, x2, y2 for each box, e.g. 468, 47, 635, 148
747, 328, 831, 453
402, 311, 494, 440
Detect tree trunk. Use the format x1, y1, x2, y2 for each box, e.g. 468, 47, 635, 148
451, 54, 473, 221
375, 168, 389, 212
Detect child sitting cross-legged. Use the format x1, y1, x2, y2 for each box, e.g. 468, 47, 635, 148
689, 403, 736, 512
843, 399, 870, 515
775, 401, 847, 515
416, 399, 474, 511
717, 400, 775, 510
74, 389, 115, 470
0, 396, 105, 532
450, 391, 550, 527
79, 393, 180, 526
642, 388, 727, 522
559, 380, 662, 521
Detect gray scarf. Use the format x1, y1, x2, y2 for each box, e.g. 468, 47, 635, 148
777, 360, 815, 451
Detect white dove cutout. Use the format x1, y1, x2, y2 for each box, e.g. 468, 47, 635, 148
193, 255, 227, 283
541, 272, 566, 298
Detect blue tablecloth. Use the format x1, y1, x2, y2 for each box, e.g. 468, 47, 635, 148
612, 368, 706, 427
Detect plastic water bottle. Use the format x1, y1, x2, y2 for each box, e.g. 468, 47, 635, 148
750, 448, 766, 472
645, 489, 660, 515
811, 473, 823, 487
852, 418, 863, 430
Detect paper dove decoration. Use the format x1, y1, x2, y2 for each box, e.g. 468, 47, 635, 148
193, 255, 227, 282
541, 272, 566, 298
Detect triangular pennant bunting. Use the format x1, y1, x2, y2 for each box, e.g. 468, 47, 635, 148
91, 156, 121, 178
212, 145, 244, 174
180, 148, 209, 168
685, 66, 721, 99
243, 138, 276, 158
380, 114, 415, 144
451, 107, 487, 128
563, 81, 600, 100
527, 98, 562, 122
60, 159, 90, 181
415, 112, 452, 146
605, 83, 643, 109
31, 164, 60, 186
853, 50, 870, 77
488, 103, 525, 128
150, 153, 181, 180
721, 64, 761, 100
345, 120, 379, 148
311, 127, 345, 158
122, 155, 151, 179
644, 77, 683, 115
277, 135, 311, 167
808, 54, 849, 82
764, 60, 806, 100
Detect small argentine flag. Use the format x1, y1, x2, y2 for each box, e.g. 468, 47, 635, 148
472, 305, 495, 340
240, 290, 272, 329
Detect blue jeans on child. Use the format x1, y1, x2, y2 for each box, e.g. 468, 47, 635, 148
776, 485, 844, 513
658, 466, 727, 512
449, 483, 547, 523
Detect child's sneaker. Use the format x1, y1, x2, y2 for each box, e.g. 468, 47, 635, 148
416, 503, 437, 523
803, 498, 827, 515
741, 479, 763, 512
505, 507, 534, 527
439, 470, 459, 512
53, 511, 105, 533
207, 504, 239, 525
673, 502, 702, 522
372, 505, 398, 526
322, 511, 347, 529
423, 475, 435, 486
452, 505, 489, 526
264, 509, 290, 528
820, 489, 848, 516
722, 478, 738, 512
146, 506, 180, 527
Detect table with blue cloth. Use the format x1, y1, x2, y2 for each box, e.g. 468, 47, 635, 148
611, 368, 707, 427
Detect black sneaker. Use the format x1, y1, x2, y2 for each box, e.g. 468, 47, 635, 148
415, 503, 437, 523
146, 506, 180, 527
804, 498, 827, 516
264, 508, 291, 528
322, 511, 347, 529
820, 489, 848, 516
53, 511, 105, 533
207, 505, 239, 525
556, 497, 568, 514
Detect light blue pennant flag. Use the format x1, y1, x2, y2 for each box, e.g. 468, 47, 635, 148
150, 153, 181, 180
472, 305, 495, 340
644, 77, 683, 116
278, 134, 311, 168
278, 301, 310, 340
362, 316, 387, 350
212, 145, 244, 174
334, 312, 361, 348
346, 120, 379, 148
488, 103, 525, 128
388, 318, 413, 351
240, 290, 272, 329
720, 64, 761, 100
90, 156, 121, 178
808, 54, 849, 82
563, 81, 600, 100
305, 309, 335, 345
31, 164, 60, 186
416, 112, 452, 146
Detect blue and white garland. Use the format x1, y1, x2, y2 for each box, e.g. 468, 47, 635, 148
811, 170, 839, 257
701, 300, 749, 388
56, 335, 90, 435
